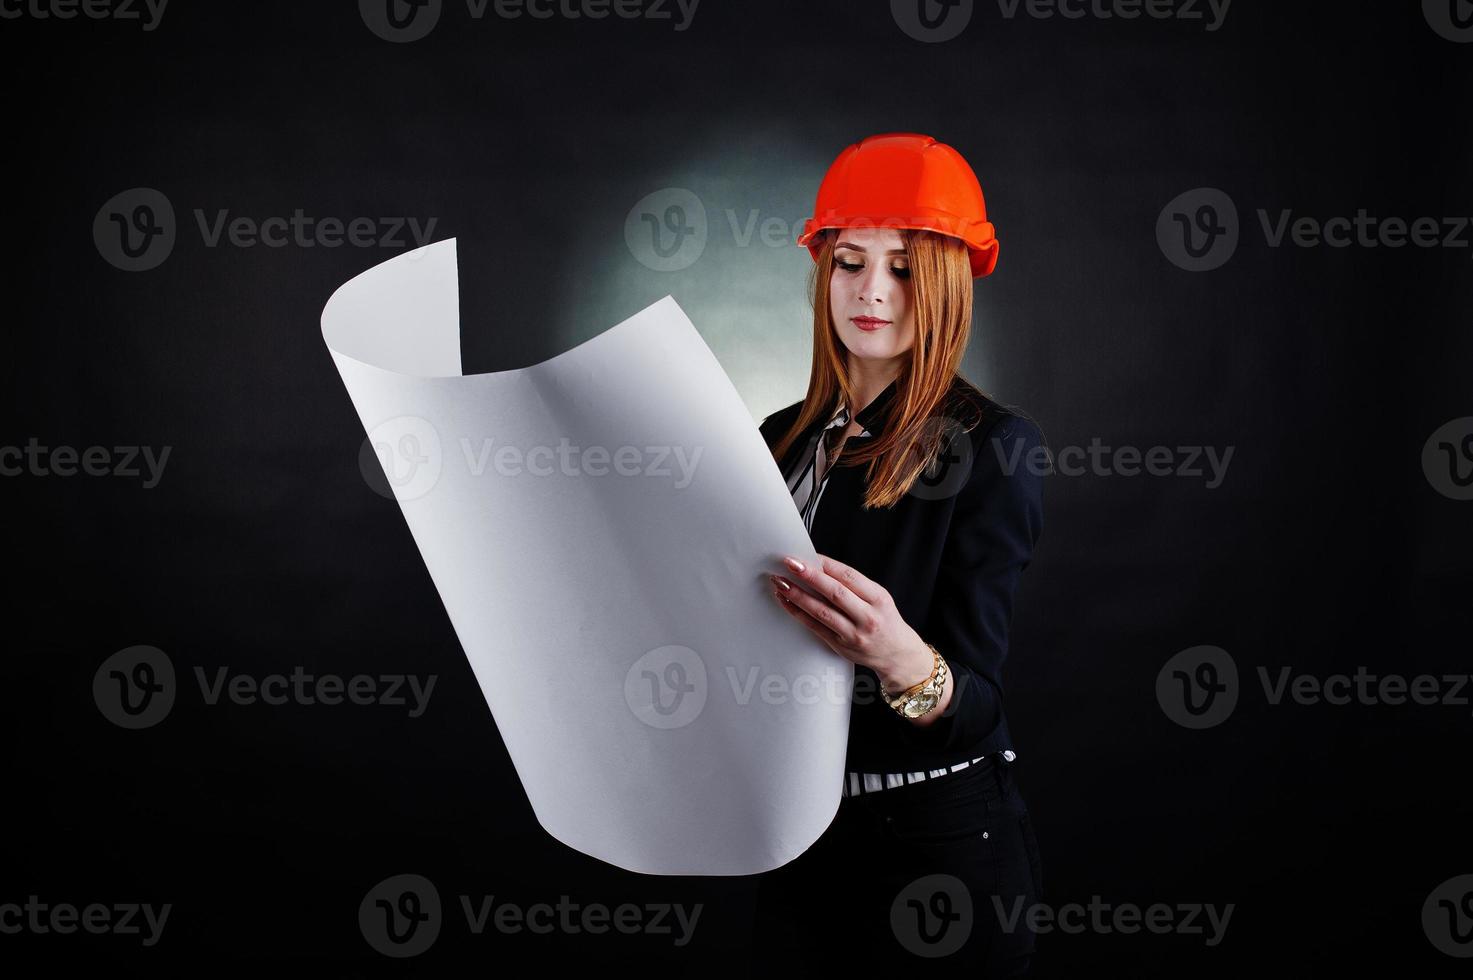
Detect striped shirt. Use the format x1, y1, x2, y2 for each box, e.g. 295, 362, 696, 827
784, 401, 870, 533
774, 388, 1014, 797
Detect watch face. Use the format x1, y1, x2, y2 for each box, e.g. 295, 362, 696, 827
904, 691, 939, 718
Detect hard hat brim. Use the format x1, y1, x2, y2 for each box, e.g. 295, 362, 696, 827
797, 219, 999, 278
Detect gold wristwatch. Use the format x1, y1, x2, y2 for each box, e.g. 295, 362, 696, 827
879, 643, 949, 719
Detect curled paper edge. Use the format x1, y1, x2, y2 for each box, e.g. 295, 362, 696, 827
319, 239, 851, 876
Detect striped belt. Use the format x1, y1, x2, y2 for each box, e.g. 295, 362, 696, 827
840, 749, 1016, 798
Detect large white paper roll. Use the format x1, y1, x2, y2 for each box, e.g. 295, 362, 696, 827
320, 239, 850, 875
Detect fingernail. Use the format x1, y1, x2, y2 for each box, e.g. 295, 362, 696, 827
771, 575, 791, 591
783, 556, 805, 572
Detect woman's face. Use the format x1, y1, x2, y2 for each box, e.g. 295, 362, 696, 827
828, 226, 916, 368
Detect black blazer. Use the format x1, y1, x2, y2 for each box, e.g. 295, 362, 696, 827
759, 375, 1045, 772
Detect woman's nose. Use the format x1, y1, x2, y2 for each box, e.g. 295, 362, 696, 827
858, 268, 887, 303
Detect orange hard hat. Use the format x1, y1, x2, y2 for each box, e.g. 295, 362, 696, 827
797, 132, 999, 278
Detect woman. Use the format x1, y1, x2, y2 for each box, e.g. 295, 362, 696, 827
748, 133, 1046, 973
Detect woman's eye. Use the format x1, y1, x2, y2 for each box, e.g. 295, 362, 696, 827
834, 258, 909, 278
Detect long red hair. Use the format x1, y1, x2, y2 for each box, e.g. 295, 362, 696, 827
770, 227, 991, 509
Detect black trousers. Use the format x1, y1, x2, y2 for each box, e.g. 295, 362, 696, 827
748, 752, 1043, 974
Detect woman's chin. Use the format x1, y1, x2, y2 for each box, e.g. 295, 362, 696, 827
839, 331, 903, 361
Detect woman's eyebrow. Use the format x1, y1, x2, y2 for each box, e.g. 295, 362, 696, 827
835, 241, 907, 255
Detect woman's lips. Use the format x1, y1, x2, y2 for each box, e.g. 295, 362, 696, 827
852, 316, 891, 332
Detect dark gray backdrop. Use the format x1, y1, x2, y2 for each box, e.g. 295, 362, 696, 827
6, 0, 1471, 974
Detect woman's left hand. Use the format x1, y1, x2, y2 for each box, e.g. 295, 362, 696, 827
769, 554, 935, 693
